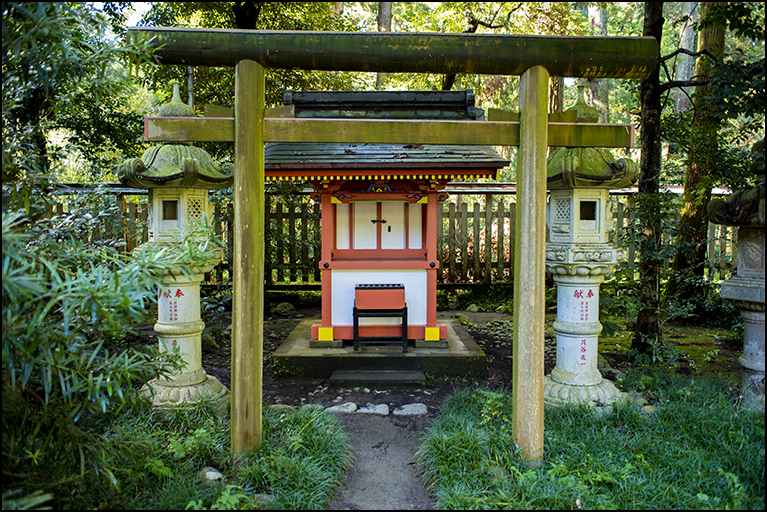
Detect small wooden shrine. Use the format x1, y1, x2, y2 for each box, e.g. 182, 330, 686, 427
265, 90, 508, 349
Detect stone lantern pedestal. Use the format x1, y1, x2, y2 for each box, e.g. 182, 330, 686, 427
117, 82, 234, 414
542, 92, 638, 408
544, 236, 629, 407
720, 226, 765, 411
708, 138, 765, 411
146, 262, 229, 412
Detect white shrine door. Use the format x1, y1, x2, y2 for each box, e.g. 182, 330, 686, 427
336, 201, 422, 252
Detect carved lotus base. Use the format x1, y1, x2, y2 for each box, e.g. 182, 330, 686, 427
543, 376, 627, 409
141, 375, 230, 415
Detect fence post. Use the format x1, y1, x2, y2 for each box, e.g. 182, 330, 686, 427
289, 203, 297, 282
473, 200, 481, 282
508, 200, 516, 277
707, 221, 717, 281
497, 199, 505, 280
484, 194, 492, 284
437, 199, 444, 283
460, 198, 468, 282
275, 200, 284, 282
128, 203, 138, 252
448, 201, 456, 282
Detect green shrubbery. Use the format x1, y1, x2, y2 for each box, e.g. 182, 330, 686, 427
60, 400, 350, 510
418, 377, 765, 509
1, 208, 227, 507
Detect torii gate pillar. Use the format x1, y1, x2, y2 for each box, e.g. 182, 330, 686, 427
231, 60, 265, 452
513, 66, 549, 464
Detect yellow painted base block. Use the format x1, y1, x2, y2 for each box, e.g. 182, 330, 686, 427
425, 326, 441, 341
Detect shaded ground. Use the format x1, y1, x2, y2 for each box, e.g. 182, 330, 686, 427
133, 304, 744, 510
137, 308, 539, 413
135, 305, 743, 414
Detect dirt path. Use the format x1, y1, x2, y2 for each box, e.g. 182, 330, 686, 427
330, 413, 434, 510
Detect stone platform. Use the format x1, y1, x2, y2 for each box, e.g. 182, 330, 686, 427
271, 318, 486, 380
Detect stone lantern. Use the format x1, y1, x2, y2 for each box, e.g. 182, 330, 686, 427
543, 84, 638, 407
707, 138, 765, 411
117, 82, 234, 412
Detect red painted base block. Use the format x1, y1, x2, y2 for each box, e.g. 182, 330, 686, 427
311, 323, 447, 341
354, 284, 406, 310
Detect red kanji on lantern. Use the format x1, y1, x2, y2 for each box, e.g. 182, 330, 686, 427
163, 289, 172, 298
587, 289, 594, 298
175, 288, 184, 298
574, 290, 583, 298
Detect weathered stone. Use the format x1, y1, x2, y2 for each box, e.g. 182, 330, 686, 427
451, 313, 471, 325
466, 304, 479, 312
199, 466, 225, 481
326, 402, 358, 414
393, 403, 428, 416
269, 404, 297, 411
356, 403, 390, 415
275, 302, 295, 315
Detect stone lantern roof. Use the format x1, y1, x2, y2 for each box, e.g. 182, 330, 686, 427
707, 138, 765, 227
117, 82, 234, 189
546, 82, 638, 189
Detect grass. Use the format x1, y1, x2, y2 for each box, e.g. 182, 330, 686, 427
416, 374, 765, 510
61, 399, 352, 510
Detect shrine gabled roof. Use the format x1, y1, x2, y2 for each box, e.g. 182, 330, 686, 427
264, 90, 509, 182
265, 143, 508, 170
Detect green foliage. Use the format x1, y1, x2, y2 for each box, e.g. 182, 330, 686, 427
139, 1, 365, 142
2, 2, 156, 210
419, 377, 765, 509
439, 284, 514, 312
237, 406, 353, 510
1, 207, 232, 500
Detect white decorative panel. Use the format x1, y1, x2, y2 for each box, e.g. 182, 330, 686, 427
336, 203, 350, 250
381, 202, 405, 249
331, 269, 428, 326
408, 203, 423, 249
353, 202, 377, 249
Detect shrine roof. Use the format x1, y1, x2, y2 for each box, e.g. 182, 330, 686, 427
265, 90, 509, 182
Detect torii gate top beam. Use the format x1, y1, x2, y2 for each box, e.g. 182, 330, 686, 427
127, 28, 657, 79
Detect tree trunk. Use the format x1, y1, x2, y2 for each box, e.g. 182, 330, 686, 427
672, 2, 698, 113
631, 1, 664, 355
232, 2, 261, 29
666, 2, 726, 312
375, 2, 392, 90
588, 3, 610, 123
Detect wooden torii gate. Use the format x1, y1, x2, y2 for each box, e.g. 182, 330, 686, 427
129, 27, 657, 464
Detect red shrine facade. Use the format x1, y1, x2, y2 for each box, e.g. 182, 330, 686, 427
265, 91, 508, 348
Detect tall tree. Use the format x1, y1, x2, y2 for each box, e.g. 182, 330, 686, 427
587, 3, 610, 122
665, 2, 726, 311
672, 2, 698, 113
2, 2, 153, 210
631, 1, 665, 355
375, 2, 392, 90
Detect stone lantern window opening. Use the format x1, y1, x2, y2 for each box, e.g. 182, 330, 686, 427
163, 200, 179, 221
580, 200, 597, 222
150, 188, 213, 244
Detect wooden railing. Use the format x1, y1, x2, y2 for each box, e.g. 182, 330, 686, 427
49, 184, 738, 287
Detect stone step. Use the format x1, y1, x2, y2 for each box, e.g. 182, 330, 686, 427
329, 370, 426, 384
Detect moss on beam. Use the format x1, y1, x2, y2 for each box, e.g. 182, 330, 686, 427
128, 28, 658, 79
144, 117, 633, 148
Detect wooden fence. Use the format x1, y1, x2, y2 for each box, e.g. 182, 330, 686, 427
50, 189, 738, 287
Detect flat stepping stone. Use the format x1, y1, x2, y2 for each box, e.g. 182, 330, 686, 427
393, 403, 428, 416
356, 403, 390, 415
326, 402, 358, 414
329, 370, 426, 384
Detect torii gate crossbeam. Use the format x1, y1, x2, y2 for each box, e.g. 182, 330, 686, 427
129, 27, 656, 465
